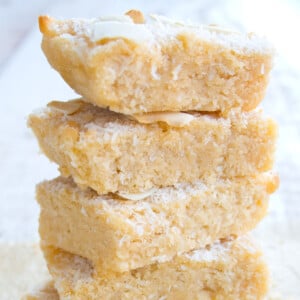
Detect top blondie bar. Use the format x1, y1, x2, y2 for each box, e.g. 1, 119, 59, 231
39, 10, 273, 115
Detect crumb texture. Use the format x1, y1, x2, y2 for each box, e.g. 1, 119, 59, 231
42, 236, 269, 300
28, 100, 277, 194
39, 13, 273, 114
37, 173, 277, 273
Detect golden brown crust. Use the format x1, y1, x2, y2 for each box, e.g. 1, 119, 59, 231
125, 9, 145, 24
38, 16, 55, 36
266, 173, 280, 193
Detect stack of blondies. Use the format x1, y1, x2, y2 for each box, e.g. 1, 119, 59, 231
25, 10, 278, 300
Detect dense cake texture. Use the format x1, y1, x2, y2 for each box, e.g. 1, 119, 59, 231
42, 236, 269, 300
37, 173, 278, 273
39, 10, 273, 115
28, 100, 277, 194
23, 281, 58, 300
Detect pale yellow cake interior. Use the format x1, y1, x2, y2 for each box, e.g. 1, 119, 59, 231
28, 100, 277, 194
42, 235, 269, 300
37, 173, 278, 273
38, 11, 273, 115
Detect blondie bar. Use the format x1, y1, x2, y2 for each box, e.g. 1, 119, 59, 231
28, 100, 277, 194
37, 173, 278, 273
39, 11, 273, 115
42, 236, 269, 300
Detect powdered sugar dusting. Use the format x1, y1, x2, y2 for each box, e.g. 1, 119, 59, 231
186, 236, 257, 262
146, 14, 273, 54
186, 240, 230, 262
54, 12, 273, 54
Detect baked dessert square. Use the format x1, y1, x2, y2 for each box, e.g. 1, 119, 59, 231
28, 100, 277, 194
39, 10, 273, 115
42, 235, 269, 300
37, 173, 278, 273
